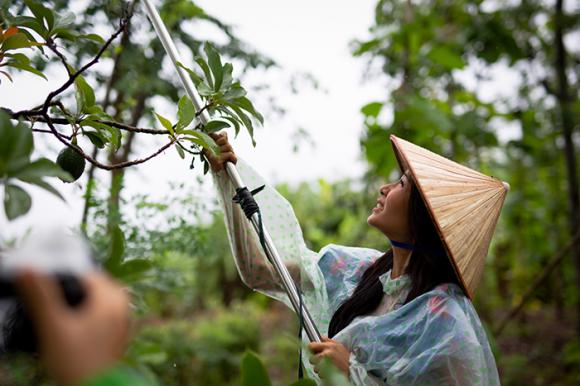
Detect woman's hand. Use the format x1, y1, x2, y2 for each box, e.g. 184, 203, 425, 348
16, 270, 131, 386
308, 336, 351, 378
204, 131, 237, 172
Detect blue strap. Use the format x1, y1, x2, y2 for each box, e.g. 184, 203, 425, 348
390, 239, 415, 250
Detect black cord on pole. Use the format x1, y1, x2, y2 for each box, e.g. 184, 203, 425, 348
232, 185, 306, 380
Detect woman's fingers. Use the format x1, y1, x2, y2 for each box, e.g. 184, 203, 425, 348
308, 341, 327, 353
211, 131, 228, 145
215, 136, 229, 146
308, 336, 332, 353
221, 151, 237, 164
205, 131, 236, 172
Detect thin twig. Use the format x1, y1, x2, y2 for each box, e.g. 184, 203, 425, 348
176, 140, 201, 155
196, 103, 210, 118
43, 115, 177, 170
32, 128, 72, 139
46, 37, 73, 77
8, 110, 170, 135
41, 16, 130, 115
101, 119, 168, 135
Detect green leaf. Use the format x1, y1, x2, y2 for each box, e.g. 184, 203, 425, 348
107, 127, 122, 151
24, 0, 54, 32
180, 129, 218, 154
155, 112, 174, 136
177, 61, 204, 85
176, 96, 196, 131
316, 357, 350, 386
223, 85, 246, 100
217, 109, 241, 136
18, 176, 64, 201
204, 120, 230, 133
427, 46, 465, 70
85, 106, 111, 119
80, 120, 119, 150
175, 143, 185, 159
1, 33, 37, 51
53, 28, 77, 41
197, 82, 214, 97
51, 11, 75, 33
195, 56, 214, 89
361, 102, 383, 118
9, 158, 72, 181
79, 33, 105, 44
75, 75, 96, 112
204, 43, 223, 91
6, 60, 47, 80
105, 225, 125, 270
241, 351, 271, 386
226, 104, 256, 145
220, 62, 234, 92
80, 119, 112, 131
0, 113, 34, 167
232, 96, 263, 124
3, 184, 32, 220
84, 131, 106, 148
9, 16, 47, 37
114, 258, 153, 281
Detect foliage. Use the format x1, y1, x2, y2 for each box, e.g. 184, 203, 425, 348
0, 110, 71, 220
0, 24, 44, 82
352, 0, 579, 385
127, 302, 262, 386
1, 0, 578, 385
278, 179, 387, 252
0, 0, 267, 222
241, 350, 271, 386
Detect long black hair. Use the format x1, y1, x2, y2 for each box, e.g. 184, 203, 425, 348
327, 180, 464, 338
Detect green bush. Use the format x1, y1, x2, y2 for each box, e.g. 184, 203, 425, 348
128, 301, 261, 386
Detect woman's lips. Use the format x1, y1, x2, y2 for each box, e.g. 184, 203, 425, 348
372, 202, 384, 213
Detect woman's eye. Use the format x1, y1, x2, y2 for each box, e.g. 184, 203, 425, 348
400, 178, 404, 187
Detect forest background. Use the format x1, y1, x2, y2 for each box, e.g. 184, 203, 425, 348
0, 0, 578, 385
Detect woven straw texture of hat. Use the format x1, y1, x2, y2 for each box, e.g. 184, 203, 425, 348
390, 135, 509, 300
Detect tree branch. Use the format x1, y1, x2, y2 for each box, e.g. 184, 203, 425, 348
42, 114, 177, 170
41, 15, 130, 115
5, 109, 171, 135
46, 37, 73, 77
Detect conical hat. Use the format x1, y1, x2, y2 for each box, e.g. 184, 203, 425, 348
390, 135, 509, 299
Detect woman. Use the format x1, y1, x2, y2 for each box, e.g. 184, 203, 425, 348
206, 132, 506, 385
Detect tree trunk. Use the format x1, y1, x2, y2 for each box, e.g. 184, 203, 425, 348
81, 16, 134, 232
554, 0, 580, 336
106, 93, 147, 231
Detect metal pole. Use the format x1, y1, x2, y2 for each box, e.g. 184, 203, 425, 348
142, 0, 321, 343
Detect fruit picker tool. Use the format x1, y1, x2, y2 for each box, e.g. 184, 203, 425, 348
142, 0, 322, 343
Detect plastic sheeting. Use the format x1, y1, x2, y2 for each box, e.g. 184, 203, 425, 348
212, 159, 500, 385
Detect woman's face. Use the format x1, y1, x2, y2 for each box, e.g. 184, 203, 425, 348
367, 171, 412, 242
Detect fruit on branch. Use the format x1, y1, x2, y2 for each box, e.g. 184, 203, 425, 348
56, 146, 85, 182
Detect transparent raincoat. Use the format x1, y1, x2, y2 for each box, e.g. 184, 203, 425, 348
212, 159, 501, 386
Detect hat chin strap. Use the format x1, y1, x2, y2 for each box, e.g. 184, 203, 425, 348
390, 239, 415, 251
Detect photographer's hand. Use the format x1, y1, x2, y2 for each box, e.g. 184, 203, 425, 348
15, 269, 130, 386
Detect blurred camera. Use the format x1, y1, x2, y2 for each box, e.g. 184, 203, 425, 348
0, 228, 94, 354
